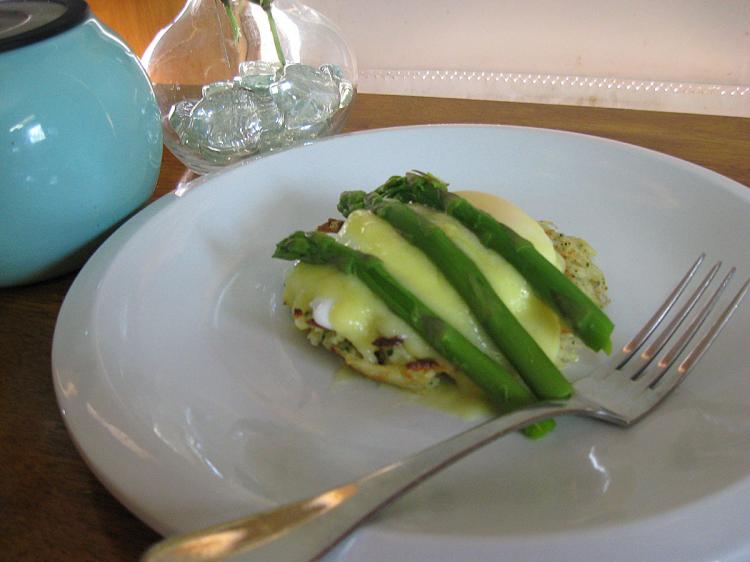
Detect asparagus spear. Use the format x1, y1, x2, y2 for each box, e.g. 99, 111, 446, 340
274, 231, 555, 436
338, 198, 573, 401
339, 172, 614, 354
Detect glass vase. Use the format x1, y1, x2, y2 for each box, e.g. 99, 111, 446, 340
142, 0, 357, 174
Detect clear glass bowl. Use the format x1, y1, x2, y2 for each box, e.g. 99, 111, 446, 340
142, 0, 357, 174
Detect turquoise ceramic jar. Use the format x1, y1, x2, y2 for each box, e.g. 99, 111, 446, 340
0, 0, 162, 287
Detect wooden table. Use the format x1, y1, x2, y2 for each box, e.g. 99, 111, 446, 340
1, 95, 749, 561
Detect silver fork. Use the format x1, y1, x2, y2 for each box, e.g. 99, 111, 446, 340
143, 254, 749, 562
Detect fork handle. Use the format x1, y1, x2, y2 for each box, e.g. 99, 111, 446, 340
143, 400, 587, 562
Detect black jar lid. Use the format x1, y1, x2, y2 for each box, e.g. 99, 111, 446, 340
0, 0, 89, 53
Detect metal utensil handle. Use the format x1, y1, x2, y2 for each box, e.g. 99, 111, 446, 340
143, 400, 581, 562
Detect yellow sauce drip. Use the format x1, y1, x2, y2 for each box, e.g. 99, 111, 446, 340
283, 190, 563, 388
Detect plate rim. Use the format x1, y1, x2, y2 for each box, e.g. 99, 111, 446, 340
51, 123, 750, 561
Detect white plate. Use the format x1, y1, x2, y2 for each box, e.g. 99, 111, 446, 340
52, 125, 750, 561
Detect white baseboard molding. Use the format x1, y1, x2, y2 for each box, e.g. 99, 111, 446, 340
358, 69, 750, 118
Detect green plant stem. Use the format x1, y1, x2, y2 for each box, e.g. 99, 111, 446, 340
219, 0, 241, 42
263, 4, 286, 66
221, 0, 285, 65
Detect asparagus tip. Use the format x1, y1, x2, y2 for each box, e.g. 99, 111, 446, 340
337, 190, 368, 217
272, 231, 311, 260
407, 170, 449, 190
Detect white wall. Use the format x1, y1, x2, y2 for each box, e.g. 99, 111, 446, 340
307, 0, 750, 116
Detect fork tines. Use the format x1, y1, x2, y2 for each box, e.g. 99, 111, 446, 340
616, 254, 749, 389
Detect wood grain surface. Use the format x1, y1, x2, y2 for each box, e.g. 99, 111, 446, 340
2, 3, 749, 562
